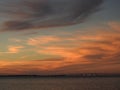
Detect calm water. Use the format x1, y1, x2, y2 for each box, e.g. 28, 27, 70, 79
0, 77, 120, 90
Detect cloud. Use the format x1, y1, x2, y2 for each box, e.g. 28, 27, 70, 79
28, 36, 60, 46
30, 23, 120, 74
0, 0, 103, 31
0, 22, 120, 74
108, 21, 120, 32
8, 46, 24, 53
3, 21, 33, 30
48, 30, 120, 74
0, 46, 24, 54
25, 22, 120, 65
9, 38, 22, 43
0, 58, 64, 75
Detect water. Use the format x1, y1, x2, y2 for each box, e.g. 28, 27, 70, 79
0, 77, 120, 90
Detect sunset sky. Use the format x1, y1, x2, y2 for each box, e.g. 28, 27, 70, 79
0, 0, 120, 75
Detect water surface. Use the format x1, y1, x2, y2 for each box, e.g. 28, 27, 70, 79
0, 77, 120, 90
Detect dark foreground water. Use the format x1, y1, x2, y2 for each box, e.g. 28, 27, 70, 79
0, 77, 120, 90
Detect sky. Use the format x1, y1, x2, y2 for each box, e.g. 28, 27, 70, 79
0, 0, 120, 75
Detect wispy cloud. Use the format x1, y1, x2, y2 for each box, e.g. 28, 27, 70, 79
25, 22, 120, 63
9, 38, 22, 43
8, 46, 24, 53
28, 36, 60, 46
0, 21, 120, 74
0, 58, 64, 75
0, 46, 24, 54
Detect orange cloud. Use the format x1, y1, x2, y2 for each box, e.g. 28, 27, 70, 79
108, 21, 120, 32
28, 36, 60, 46
0, 22, 120, 74
0, 45, 24, 54
0, 58, 65, 75
38, 46, 80, 60
8, 46, 24, 53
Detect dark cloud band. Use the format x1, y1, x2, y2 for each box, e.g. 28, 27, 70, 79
0, 0, 103, 31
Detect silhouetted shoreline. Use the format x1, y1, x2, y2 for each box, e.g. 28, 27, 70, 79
0, 74, 120, 78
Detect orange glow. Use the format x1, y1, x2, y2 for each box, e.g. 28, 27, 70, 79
0, 22, 120, 74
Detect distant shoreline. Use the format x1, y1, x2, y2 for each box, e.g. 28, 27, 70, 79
0, 74, 120, 78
